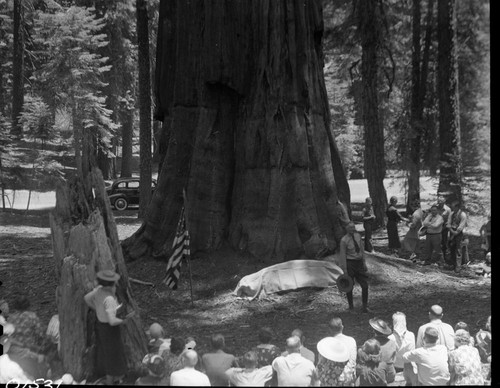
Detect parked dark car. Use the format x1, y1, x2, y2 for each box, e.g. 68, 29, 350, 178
106, 177, 157, 210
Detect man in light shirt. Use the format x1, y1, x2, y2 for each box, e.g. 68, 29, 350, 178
403, 327, 450, 386
338, 222, 369, 312
327, 317, 357, 378
422, 205, 445, 266
388, 312, 417, 386
281, 329, 315, 363
416, 305, 454, 350
225, 351, 273, 386
170, 350, 210, 386
272, 336, 319, 386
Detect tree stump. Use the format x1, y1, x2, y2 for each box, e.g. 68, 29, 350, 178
49, 168, 147, 381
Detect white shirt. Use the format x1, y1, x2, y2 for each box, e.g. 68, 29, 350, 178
225, 366, 273, 387
416, 320, 455, 350
272, 353, 318, 387
388, 330, 416, 369
170, 367, 211, 386
0, 354, 31, 384
333, 334, 357, 371
402, 344, 450, 386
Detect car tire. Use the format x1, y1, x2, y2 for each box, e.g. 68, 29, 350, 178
114, 198, 128, 211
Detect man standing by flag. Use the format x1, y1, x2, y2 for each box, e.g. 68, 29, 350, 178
163, 206, 191, 291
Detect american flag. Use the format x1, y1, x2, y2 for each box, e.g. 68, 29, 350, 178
163, 206, 190, 289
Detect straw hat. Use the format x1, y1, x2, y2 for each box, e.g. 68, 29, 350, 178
369, 318, 392, 336
96, 269, 120, 282
317, 337, 349, 362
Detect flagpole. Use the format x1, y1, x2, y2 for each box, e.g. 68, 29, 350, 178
183, 189, 195, 307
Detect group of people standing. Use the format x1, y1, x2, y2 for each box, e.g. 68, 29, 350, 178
362, 195, 475, 273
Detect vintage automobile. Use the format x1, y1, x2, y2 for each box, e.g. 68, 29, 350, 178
106, 177, 157, 210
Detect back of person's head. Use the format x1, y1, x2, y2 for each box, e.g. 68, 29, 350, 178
211, 333, 225, 350
286, 336, 301, 353
454, 329, 471, 347
183, 349, 198, 367
291, 329, 304, 343
392, 311, 407, 335
149, 323, 164, 340
11, 296, 30, 312
358, 339, 381, 369
429, 305, 443, 319
170, 337, 185, 355
258, 327, 274, 344
329, 317, 343, 335
454, 321, 470, 333
242, 351, 258, 369
389, 196, 398, 205
424, 327, 439, 345
185, 336, 197, 350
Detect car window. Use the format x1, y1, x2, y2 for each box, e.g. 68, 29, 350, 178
128, 181, 140, 188
117, 182, 126, 188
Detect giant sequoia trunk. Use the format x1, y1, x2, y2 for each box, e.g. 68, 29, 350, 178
437, 0, 462, 203
356, 0, 388, 228
407, 0, 434, 212
122, 0, 350, 262
50, 169, 147, 381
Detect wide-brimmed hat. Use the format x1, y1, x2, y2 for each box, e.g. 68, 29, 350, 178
336, 274, 354, 293
369, 318, 392, 336
96, 269, 120, 282
317, 337, 349, 362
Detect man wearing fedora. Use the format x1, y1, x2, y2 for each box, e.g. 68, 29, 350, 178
415, 305, 454, 351
369, 318, 397, 384
338, 222, 370, 313
402, 327, 450, 386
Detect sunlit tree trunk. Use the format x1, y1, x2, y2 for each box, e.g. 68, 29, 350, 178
123, 0, 350, 262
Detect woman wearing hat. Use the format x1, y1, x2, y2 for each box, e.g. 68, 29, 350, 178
84, 269, 131, 385
386, 196, 409, 256
316, 337, 355, 386
369, 318, 397, 384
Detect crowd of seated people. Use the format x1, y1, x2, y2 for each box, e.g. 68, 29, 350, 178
0, 296, 491, 386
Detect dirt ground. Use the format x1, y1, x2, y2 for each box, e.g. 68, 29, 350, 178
0, 176, 491, 377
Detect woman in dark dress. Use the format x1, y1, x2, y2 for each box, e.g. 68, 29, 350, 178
386, 196, 408, 256
84, 269, 132, 385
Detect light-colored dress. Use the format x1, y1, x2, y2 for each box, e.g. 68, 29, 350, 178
448, 345, 484, 385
